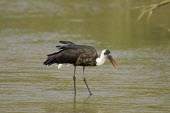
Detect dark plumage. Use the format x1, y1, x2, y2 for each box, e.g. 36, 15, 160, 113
44, 41, 118, 96
44, 41, 98, 66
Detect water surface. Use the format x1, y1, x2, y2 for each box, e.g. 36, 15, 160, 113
0, 0, 170, 113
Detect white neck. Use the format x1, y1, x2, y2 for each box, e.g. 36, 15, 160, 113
96, 50, 107, 66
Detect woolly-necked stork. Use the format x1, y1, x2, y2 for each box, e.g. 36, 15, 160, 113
44, 41, 118, 96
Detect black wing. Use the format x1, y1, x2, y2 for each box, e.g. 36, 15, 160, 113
44, 41, 98, 66
44, 41, 84, 65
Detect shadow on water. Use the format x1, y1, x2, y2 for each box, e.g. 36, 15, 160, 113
73, 95, 93, 113
41, 95, 95, 113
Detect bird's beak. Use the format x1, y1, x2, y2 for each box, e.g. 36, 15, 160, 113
107, 54, 118, 68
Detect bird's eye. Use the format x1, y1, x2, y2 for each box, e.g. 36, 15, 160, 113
104, 50, 110, 55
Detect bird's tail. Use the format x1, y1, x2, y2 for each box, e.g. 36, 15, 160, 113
43, 52, 60, 66
44, 41, 74, 66
43, 56, 55, 66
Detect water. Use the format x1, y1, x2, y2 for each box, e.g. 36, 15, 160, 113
0, 0, 170, 113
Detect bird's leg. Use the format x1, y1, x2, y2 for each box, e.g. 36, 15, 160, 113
83, 67, 92, 96
73, 66, 76, 96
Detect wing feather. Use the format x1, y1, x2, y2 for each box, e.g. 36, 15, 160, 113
44, 41, 98, 66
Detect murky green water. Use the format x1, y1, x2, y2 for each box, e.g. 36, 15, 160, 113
0, 0, 170, 113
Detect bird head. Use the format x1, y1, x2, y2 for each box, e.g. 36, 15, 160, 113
104, 50, 118, 68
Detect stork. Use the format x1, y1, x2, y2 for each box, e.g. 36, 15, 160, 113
44, 41, 118, 96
